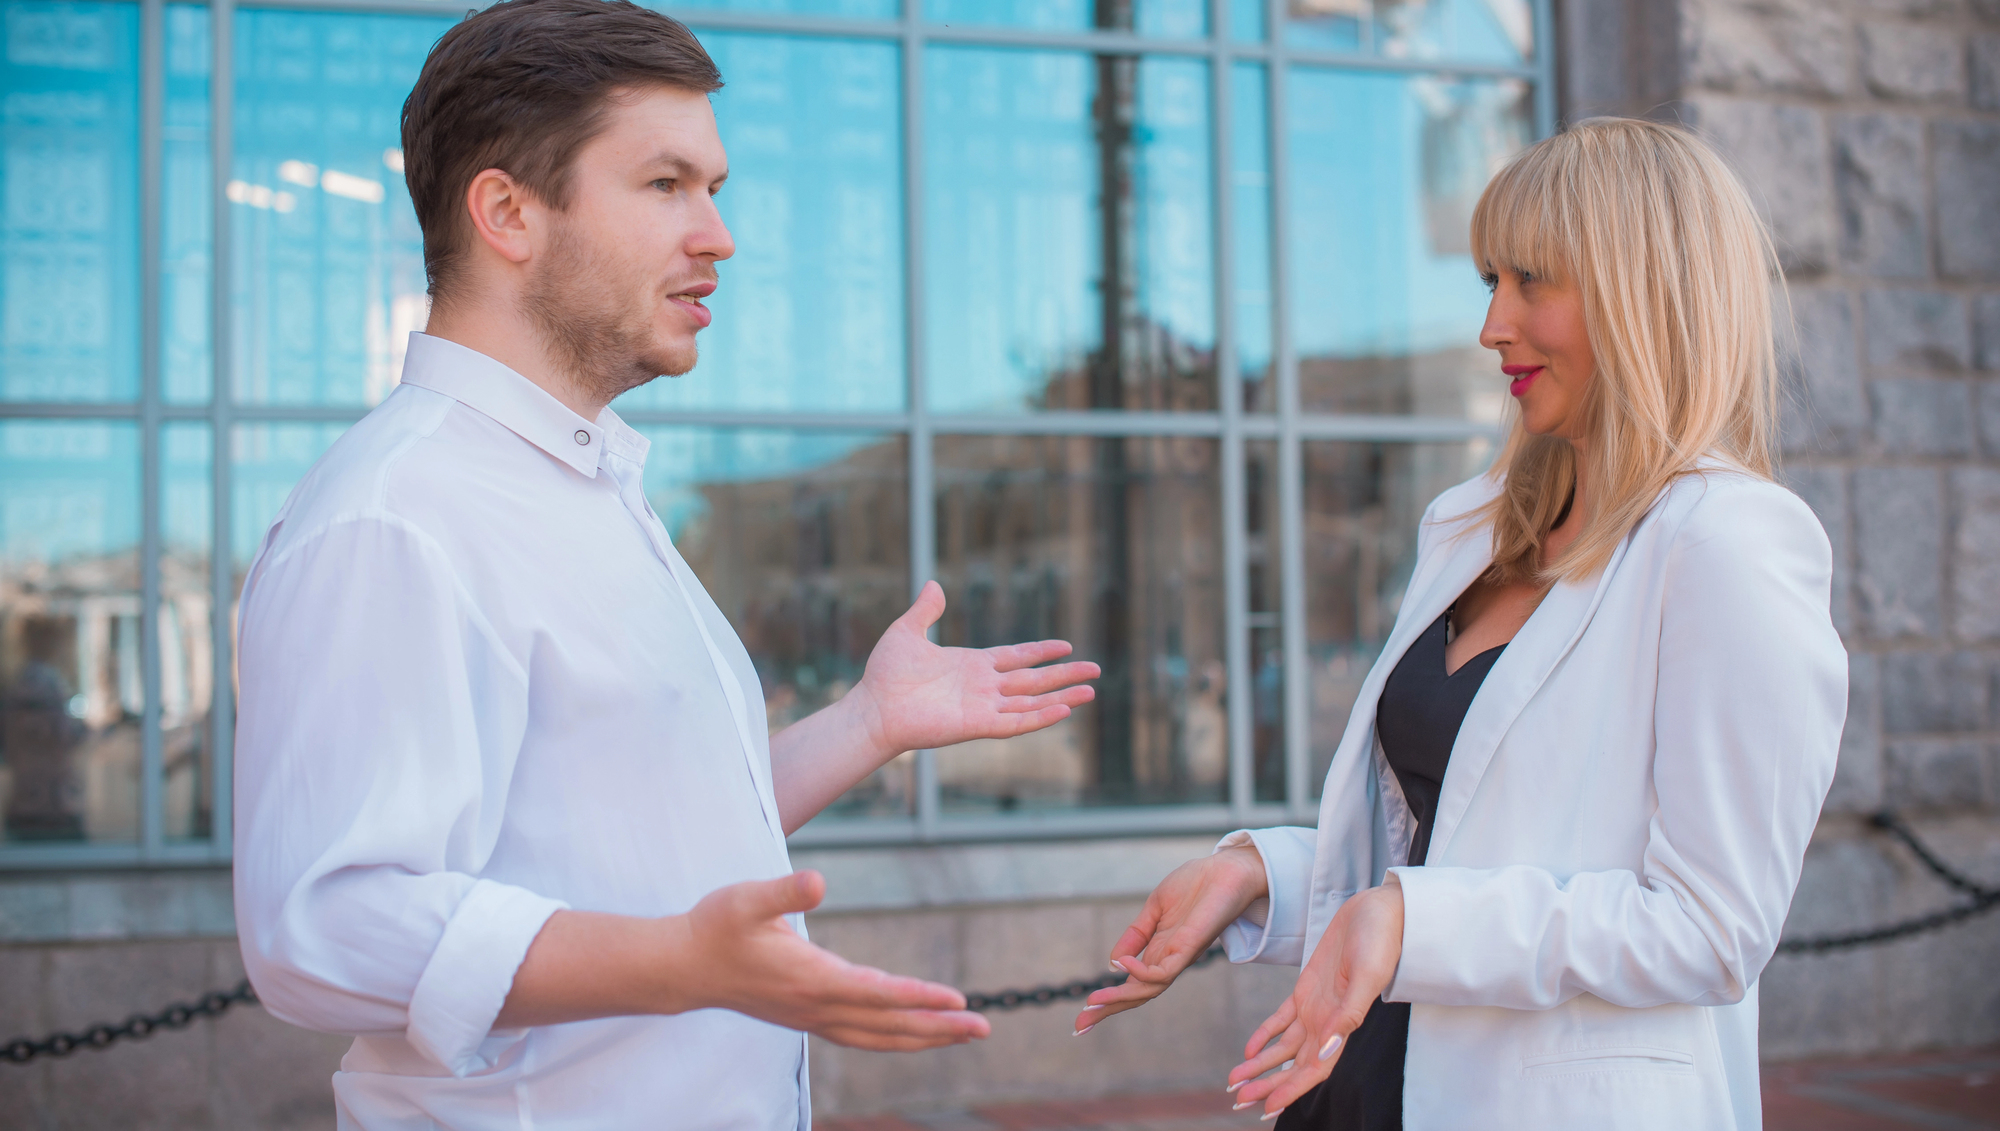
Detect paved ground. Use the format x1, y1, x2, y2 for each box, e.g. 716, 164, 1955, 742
819, 1046, 2000, 1131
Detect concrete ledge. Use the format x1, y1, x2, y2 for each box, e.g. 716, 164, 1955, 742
794, 834, 1225, 913
0, 869, 236, 944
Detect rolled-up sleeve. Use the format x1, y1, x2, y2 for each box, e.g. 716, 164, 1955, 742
233, 514, 565, 1076
1214, 826, 1317, 966
1385, 482, 1847, 1011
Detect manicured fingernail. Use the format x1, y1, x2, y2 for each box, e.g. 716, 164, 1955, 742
1080, 1004, 1104, 1012
1110, 961, 1124, 973
1232, 1101, 1255, 1111
1318, 1033, 1342, 1060
1260, 1109, 1285, 1122
1226, 1079, 1245, 1094
1072, 1024, 1094, 1037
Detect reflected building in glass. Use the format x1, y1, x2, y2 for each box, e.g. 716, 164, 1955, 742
0, 0, 1551, 861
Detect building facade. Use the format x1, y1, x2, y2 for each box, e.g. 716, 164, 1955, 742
0, 0, 1994, 1124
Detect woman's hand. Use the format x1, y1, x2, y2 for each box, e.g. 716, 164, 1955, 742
1071, 845, 1268, 1036
1226, 883, 1405, 1119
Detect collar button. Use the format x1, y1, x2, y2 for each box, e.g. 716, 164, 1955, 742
574, 430, 591, 446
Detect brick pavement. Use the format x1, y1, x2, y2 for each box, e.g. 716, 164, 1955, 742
819, 1047, 2000, 1131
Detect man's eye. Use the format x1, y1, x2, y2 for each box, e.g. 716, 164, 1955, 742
653, 179, 675, 192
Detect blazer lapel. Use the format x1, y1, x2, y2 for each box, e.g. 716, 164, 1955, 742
1427, 534, 1635, 862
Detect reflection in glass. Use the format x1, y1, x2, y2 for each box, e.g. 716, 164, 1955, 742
639, 428, 912, 819
1246, 439, 1282, 802
933, 434, 1223, 811
0, 0, 140, 402
1304, 440, 1487, 795
615, 34, 904, 414
1285, 0, 1532, 65
161, 423, 212, 840
1287, 70, 1528, 420
163, 4, 211, 404
924, 48, 1214, 414
1231, 62, 1274, 411
230, 423, 347, 596
0, 421, 141, 843
923, 0, 1207, 38
660, 0, 897, 16
231, 11, 448, 407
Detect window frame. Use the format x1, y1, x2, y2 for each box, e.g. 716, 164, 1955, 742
0, 0, 1553, 868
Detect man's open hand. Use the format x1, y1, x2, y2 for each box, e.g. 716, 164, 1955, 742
850, 581, 1099, 759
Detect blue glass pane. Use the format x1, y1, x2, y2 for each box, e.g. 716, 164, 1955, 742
637, 427, 911, 819
163, 5, 210, 404
1230, 0, 1265, 41
659, 0, 898, 16
1286, 0, 1532, 66
1231, 62, 1273, 411
231, 11, 450, 407
1286, 70, 1530, 420
924, 48, 1214, 414
160, 422, 212, 841
615, 33, 905, 414
923, 0, 1207, 37
0, 1, 139, 402
0, 421, 141, 844
230, 422, 346, 578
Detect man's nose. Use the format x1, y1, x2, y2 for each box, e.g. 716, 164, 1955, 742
691, 196, 735, 263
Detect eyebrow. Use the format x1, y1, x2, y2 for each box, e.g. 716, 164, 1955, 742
647, 153, 728, 187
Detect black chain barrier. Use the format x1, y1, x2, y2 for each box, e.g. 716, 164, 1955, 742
2, 810, 1992, 1062
0, 979, 256, 1065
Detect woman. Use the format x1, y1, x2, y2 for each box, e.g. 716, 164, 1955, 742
1072, 118, 1847, 1130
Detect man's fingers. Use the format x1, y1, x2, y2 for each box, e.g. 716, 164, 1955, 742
995, 659, 1100, 694
896, 580, 947, 634
997, 687, 1096, 719
816, 1013, 988, 1052
986, 638, 1078, 672
813, 963, 970, 1012
718, 870, 826, 924
810, 1004, 990, 1042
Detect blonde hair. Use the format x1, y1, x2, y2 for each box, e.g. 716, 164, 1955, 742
1468, 116, 1783, 585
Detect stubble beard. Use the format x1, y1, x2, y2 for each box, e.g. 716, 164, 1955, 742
519, 215, 698, 407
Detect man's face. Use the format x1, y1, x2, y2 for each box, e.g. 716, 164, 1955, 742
521, 84, 734, 403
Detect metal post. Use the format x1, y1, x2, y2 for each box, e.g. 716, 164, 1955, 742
209, 0, 237, 860
901, 7, 938, 841
1211, 0, 1250, 824
139, 0, 165, 858
1266, 0, 1311, 819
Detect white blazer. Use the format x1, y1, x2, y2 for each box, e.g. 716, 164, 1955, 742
1219, 462, 1847, 1131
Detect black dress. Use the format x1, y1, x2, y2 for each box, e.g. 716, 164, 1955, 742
1277, 608, 1506, 1131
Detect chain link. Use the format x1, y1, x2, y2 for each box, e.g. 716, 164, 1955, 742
0, 980, 256, 1066
3, 811, 1994, 1059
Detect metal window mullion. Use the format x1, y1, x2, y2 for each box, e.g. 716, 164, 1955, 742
209, 0, 236, 862
1532, 0, 1557, 135
1266, 0, 1310, 820
139, 0, 166, 859
901, 11, 937, 842
1210, 0, 1250, 824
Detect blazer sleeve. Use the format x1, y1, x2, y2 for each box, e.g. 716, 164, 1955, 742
1385, 480, 1847, 1010
1214, 827, 1319, 965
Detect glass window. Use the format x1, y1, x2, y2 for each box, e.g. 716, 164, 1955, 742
662, 0, 899, 17
230, 422, 347, 597
923, 0, 1208, 38
230, 10, 448, 407
1230, 0, 1265, 41
161, 422, 213, 841
638, 427, 913, 819
0, 420, 141, 844
1304, 439, 1487, 793
1287, 69, 1529, 420
1285, 0, 1533, 66
924, 48, 1214, 414
163, 4, 210, 405
932, 433, 1224, 811
1246, 438, 1283, 802
614, 34, 906, 415
0, 0, 140, 403
1231, 61, 1273, 410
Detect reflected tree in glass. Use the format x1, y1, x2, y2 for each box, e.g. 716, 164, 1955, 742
640, 428, 913, 819
1285, 0, 1532, 65
933, 434, 1223, 811
161, 423, 213, 840
0, 422, 142, 843
925, 47, 1214, 414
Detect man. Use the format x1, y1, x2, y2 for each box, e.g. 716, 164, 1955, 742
231, 1, 1099, 1126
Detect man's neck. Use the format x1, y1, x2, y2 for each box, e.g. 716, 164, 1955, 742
423, 301, 613, 422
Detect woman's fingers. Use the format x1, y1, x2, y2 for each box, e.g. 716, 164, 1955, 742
1240, 996, 1298, 1062
1226, 1019, 1305, 1102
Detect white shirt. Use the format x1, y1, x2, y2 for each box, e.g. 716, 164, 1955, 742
233, 333, 807, 1131
1218, 463, 1846, 1131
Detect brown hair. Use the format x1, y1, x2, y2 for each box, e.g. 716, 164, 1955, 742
400, 0, 722, 303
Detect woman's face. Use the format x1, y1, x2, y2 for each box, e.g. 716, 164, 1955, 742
1478, 267, 1594, 441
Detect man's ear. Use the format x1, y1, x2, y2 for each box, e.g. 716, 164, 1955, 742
463, 167, 534, 265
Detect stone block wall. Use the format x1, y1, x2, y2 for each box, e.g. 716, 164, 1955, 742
1666, 0, 2000, 1057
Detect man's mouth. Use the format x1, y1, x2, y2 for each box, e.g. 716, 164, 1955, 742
1503, 364, 1543, 397
667, 284, 714, 328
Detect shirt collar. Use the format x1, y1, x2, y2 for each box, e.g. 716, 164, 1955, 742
397, 332, 651, 477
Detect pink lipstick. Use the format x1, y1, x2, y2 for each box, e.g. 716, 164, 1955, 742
1503, 364, 1543, 397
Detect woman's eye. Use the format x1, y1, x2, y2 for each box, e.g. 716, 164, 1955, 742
1479, 273, 1497, 294
1518, 269, 1536, 286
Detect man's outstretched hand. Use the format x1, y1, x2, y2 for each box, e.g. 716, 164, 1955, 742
498, 870, 991, 1052
852, 580, 1099, 757
770, 581, 1099, 832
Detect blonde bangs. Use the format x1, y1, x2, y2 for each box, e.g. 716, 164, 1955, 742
1459, 117, 1785, 586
